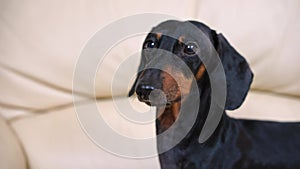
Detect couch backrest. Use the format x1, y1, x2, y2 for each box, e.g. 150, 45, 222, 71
1, 0, 299, 119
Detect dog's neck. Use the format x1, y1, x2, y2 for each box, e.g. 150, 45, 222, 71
156, 102, 181, 134
155, 74, 230, 147
155, 74, 238, 169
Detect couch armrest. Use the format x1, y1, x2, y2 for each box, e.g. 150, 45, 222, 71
0, 115, 27, 169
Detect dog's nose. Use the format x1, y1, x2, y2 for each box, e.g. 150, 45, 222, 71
136, 84, 155, 101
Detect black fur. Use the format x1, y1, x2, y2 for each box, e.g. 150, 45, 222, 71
129, 20, 300, 169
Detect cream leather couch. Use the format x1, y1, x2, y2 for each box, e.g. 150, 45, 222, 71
1, 1, 300, 169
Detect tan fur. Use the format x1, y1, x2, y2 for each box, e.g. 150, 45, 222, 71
157, 102, 181, 132
157, 66, 194, 131
156, 33, 162, 40
161, 66, 193, 102
178, 35, 185, 44
195, 64, 206, 80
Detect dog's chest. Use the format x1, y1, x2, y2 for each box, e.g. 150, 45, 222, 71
159, 138, 242, 169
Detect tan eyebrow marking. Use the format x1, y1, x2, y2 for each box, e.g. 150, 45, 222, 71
178, 35, 185, 44
156, 33, 162, 40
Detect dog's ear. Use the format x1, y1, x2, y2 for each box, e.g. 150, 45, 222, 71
217, 34, 253, 110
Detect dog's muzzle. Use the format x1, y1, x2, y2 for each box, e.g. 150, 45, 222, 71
136, 84, 168, 107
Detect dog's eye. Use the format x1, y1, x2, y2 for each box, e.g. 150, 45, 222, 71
144, 40, 157, 49
184, 42, 199, 55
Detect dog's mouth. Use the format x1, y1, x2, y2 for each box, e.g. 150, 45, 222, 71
136, 88, 180, 107
142, 100, 179, 108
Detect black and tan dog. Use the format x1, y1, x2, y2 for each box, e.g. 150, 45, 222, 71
129, 20, 300, 169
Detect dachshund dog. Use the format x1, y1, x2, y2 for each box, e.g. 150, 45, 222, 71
129, 20, 300, 169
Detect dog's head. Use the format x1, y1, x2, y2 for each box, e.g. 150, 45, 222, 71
129, 20, 253, 111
